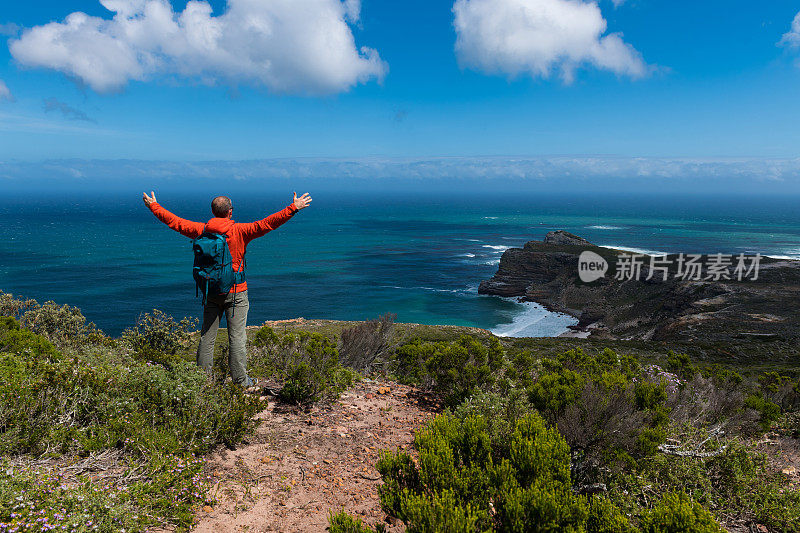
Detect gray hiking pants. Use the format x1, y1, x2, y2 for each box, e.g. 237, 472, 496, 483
196, 290, 254, 386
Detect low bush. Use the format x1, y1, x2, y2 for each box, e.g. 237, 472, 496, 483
1, 291, 106, 350
587, 496, 637, 533
0, 291, 37, 318
375, 412, 590, 532
0, 313, 265, 531
122, 309, 197, 366
327, 510, 385, 533
251, 326, 356, 404
21, 300, 104, 349
667, 373, 746, 431
451, 388, 536, 460
744, 392, 782, 431
0, 316, 263, 456
757, 371, 800, 413
338, 312, 397, 372
528, 349, 669, 462
666, 351, 697, 380
391, 335, 504, 406
640, 491, 722, 533
610, 439, 800, 531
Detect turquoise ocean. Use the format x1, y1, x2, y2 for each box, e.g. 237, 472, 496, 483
3, 191, 799, 337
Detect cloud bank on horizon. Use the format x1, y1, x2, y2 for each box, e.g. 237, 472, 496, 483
453, 0, 648, 82
9, 0, 386, 94
3, 157, 800, 192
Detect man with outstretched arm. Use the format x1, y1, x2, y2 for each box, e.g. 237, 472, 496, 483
142, 191, 312, 387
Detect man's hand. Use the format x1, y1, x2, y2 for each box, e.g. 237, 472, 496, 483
142, 191, 157, 207
293, 192, 312, 210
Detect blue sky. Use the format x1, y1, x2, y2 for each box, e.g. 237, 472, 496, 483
1, 0, 800, 166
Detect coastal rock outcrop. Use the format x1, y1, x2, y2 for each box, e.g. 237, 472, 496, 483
479, 231, 800, 351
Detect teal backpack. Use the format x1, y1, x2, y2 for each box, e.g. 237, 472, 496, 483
192, 226, 245, 308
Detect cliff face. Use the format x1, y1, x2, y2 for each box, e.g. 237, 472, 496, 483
478, 231, 800, 347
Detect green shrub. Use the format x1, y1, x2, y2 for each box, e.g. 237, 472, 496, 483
400, 490, 486, 533
0, 300, 271, 531
0, 316, 59, 360
0, 291, 37, 319
451, 389, 535, 460
640, 491, 722, 533
587, 496, 636, 533
279, 362, 319, 404
20, 300, 104, 349
666, 351, 697, 380
528, 367, 585, 416
0, 317, 263, 456
503, 349, 537, 390
114, 361, 265, 453
528, 349, 669, 464
611, 439, 800, 532
122, 309, 197, 365
698, 364, 743, 386
327, 510, 385, 533
391, 336, 504, 406
252, 326, 353, 404
377, 412, 592, 532
634, 381, 668, 411
758, 371, 800, 412
744, 393, 781, 431
1, 292, 108, 350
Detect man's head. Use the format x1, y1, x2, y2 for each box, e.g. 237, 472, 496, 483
211, 196, 232, 218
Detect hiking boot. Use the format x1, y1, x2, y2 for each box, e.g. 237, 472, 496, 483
245, 377, 260, 393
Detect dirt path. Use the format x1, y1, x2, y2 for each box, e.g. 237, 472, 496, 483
193, 380, 439, 533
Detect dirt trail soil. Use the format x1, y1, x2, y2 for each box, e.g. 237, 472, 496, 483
193, 380, 439, 533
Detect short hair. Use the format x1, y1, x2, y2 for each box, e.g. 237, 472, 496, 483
211, 196, 232, 218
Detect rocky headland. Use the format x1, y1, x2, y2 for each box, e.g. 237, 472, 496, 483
479, 231, 800, 354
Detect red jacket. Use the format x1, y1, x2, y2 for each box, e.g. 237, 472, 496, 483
149, 201, 298, 293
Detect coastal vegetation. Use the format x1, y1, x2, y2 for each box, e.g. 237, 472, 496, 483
0, 291, 798, 532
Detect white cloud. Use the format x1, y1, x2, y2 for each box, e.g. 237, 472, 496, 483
4, 157, 799, 188
453, 0, 648, 82
9, 0, 387, 95
0, 80, 12, 101
779, 11, 800, 49
343, 0, 361, 22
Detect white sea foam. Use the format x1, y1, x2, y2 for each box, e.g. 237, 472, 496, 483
766, 248, 800, 260
484, 259, 500, 266
416, 286, 467, 294
483, 216, 499, 220
457, 253, 476, 258
378, 285, 472, 295
482, 245, 510, 251
490, 300, 578, 337
587, 225, 623, 230
600, 244, 668, 256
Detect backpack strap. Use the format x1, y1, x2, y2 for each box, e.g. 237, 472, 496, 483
233, 265, 246, 284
